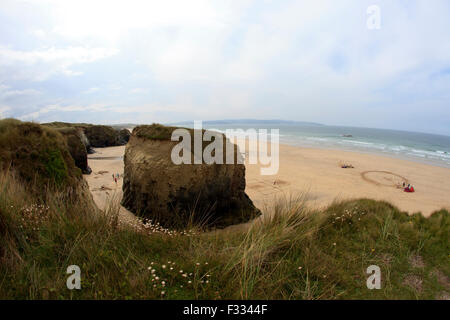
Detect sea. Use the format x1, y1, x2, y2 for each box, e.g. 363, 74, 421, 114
173, 121, 450, 169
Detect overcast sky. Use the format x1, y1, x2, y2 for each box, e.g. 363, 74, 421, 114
0, 0, 449, 135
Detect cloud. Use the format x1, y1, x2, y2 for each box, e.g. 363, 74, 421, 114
0, 46, 118, 81
83, 87, 100, 94
129, 88, 147, 94
19, 103, 111, 120
0, 88, 41, 99
0, 0, 449, 134
0, 105, 11, 118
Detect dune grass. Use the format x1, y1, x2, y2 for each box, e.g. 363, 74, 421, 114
0, 171, 448, 300
0, 119, 82, 195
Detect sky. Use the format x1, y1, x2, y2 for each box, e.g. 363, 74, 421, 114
0, 0, 449, 135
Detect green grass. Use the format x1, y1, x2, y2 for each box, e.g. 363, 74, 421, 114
0, 119, 82, 196
42, 149, 68, 186
134, 124, 181, 141
0, 171, 448, 300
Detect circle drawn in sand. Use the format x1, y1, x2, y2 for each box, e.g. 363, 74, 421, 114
361, 171, 409, 187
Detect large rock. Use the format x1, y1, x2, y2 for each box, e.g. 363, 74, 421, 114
55, 127, 92, 174
84, 125, 120, 148
122, 124, 260, 229
117, 129, 131, 145
43, 122, 129, 149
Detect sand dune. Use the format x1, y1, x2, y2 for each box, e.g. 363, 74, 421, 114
84, 143, 450, 219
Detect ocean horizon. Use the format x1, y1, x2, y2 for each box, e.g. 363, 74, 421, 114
174, 120, 450, 169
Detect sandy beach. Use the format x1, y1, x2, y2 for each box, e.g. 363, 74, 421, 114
84, 146, 141, 228
84, 143, 450, 219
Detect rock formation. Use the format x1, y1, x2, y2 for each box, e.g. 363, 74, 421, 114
83, 125, 121, 148
55, 127, 92, 174
43, 122, 130, 149
117, 129, 131, 145
122, 124, 260, 229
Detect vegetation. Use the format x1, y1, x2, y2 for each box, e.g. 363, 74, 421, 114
0, 169, 448, 300
0, 119, 82, 196
54, 127, 91, 174
134, 124, 181, 141
0, 119, 448, 300
42, 122, 93, 129
43, 122, 129, 148
42, 149, 68, 186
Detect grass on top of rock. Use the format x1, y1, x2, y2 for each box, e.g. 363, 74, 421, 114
0, 119, 82, 195
42, 122, 94, 129
0, 170, 448, 300
134, 124, 182, 141
131, 124, 237, 166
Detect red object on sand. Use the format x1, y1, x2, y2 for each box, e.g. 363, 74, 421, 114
404, 187, 415, 193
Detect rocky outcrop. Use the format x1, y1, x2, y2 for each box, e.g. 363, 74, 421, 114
56, 127, 92, 174
43, 122, 130, 149
0, 119, 90, 199
117, 129, 131, 145
122, 124, 260, 229
83, 125, 121, 148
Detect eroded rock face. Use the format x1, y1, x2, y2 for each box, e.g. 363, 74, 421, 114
56, 127, 92, 174
122, 124, 260, 229
84, 125, 120, 148
42, 122, 130, 149
117, 129, 131, 145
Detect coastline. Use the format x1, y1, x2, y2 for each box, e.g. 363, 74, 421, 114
84, 142, 450, 219
202, 125, 450, 169
277, 139, 450, 170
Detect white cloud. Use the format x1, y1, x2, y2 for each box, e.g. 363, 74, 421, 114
129, 88, 147, 94
47, 0, 232, 40
0, 46, 118, 81
20, 103, 111, 120
0, 105, 11, 118
30, 29, 46, 38
83, 87, 100, 94
1, 0, 450, 134
0, 88, 41, 99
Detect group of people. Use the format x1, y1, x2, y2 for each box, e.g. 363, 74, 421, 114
112, 173, 121, 184
402, 182, 415, 193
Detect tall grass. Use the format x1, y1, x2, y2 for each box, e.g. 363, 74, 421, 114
0, 170, 448, 300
